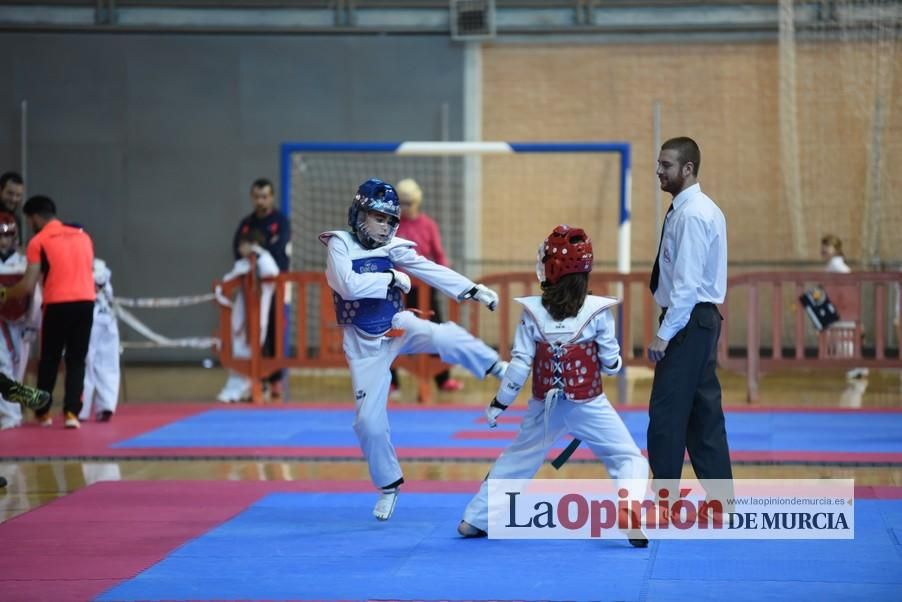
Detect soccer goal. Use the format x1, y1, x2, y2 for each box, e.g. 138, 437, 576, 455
281, 141, 632, 278
280, 140, 632, 366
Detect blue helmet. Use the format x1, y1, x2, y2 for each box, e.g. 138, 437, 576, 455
348, 178, 401, 249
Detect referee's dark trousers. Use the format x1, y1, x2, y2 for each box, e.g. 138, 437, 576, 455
647, 302, 733, 481
37, 300, 94, 417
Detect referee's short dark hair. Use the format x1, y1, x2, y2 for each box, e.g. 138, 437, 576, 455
23, 195, 57, 218
661, 136, 702, 176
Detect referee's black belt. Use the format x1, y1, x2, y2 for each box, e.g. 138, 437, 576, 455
660, 302, 718, 317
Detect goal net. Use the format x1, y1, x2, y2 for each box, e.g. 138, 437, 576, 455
779, 0, 901, 267
283, 141, 631, 275
282, 141, 631, 357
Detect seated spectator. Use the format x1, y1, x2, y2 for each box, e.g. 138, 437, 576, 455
821, 234, 851, 274
821, 233, 868, 386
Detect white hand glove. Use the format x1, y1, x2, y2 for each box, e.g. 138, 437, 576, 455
485, 398, 508, 429
461, 284, 498, 311
387, 269, 411, 294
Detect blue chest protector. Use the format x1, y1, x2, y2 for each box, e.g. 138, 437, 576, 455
332, 256, 405, 336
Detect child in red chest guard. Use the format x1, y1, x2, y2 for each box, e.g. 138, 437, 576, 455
458, 225, 649, 547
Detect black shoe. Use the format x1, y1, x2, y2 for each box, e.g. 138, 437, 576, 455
7, 382, 51, 411
96, 410, 113, 422
457, 520, 487, 538
628, 534, 649, 548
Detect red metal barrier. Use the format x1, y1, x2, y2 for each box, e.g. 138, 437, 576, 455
721, 271, 902, 402
215, 269, 459, 404
217, 269, 901, 405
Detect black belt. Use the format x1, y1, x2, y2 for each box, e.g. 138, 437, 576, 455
660, 302, 718, 318
661, 301, 717, 314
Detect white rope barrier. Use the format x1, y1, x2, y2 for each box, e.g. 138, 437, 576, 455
113, 295, 221, 350
113, 293, 216, 309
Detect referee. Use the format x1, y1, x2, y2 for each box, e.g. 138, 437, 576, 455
646, 137, 733, 498
0, 195, 95, 429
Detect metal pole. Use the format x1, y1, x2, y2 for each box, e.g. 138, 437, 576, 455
653, 101, 661, 246
462, 42, 482, 277
20, 100, 27, 186
616, 143, 632, 404
439, 101, 453, 263
440, 101, 450, 141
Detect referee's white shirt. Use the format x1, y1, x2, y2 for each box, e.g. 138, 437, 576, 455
653, 183, 727, 342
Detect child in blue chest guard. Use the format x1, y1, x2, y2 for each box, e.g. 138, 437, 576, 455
320, 178, 508, 521
458, 225, 649, 546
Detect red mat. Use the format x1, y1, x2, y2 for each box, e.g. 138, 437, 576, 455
0, 403, 212, 459
2, 479, 901, 601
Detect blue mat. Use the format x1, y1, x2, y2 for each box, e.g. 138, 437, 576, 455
113, 408, 902, 455
96, 493, 902, 601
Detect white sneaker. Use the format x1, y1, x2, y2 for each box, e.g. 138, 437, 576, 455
233, 385, 251, 402
64, 411, 81, 429
487, 360, 509, 380
846, 368, 869, 381
216, 386, 250, 404
216, 391, 235, 403
373, 487, 399, 521
219, 375, 251, 403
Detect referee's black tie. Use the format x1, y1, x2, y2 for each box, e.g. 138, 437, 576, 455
649, 205, 674, 295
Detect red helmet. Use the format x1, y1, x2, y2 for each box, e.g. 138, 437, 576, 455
536, 225, 593, 285
0, 213, 16, 237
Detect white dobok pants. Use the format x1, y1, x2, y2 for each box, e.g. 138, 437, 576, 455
218, 285, 274, 401
346, 310, 500, 489
80, 311, 121, 419
0, 321, 28, 428
462, 393, 649, 531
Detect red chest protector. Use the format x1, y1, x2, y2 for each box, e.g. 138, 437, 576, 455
0, 273, 29, 321
532, 341, 603, 402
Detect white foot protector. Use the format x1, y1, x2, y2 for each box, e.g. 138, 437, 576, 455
373, 487, 399, 521
488, 360, 509, 380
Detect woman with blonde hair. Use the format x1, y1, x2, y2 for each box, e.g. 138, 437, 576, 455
391, 177, 465, 393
